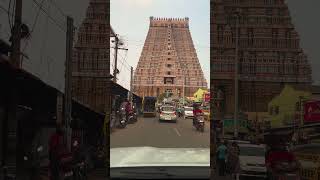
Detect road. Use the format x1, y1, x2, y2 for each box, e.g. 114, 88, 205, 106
111, 115, 210, 148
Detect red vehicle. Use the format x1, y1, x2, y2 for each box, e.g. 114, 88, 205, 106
304, 100, 320, 124
265, 134, 301, 180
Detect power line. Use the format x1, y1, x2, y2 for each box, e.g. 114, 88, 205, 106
47, 0, 80, 29
39, 0, 51, 76
22, 0, 46, 53
47, 0, 66, 17
8, 0, 15, 29
0, 4, 10, 14
31, 0, 66, 32
118, 51, 131, 70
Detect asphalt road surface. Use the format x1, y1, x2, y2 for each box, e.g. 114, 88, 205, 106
110, 115, 210, 148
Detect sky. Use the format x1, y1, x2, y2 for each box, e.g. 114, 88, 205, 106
0, 0, 90, 92
110, 0, 210, 89
0, 0, 319, 92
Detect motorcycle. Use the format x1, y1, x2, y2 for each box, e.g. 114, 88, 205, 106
73, 162, 87, 180
127, 110, 136, 124
23, 145, 44, 180
132, 105, 138, 122
60, 153, 74, 180
72, 140, 87, 180
117, 107, 127, 128
268, 161, 301, 180
194, 115, 205, 132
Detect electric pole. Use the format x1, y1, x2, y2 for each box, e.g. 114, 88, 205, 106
113, 35, 119, 83
130, 66, 133, 102
234, 11, 240, 139
64, 16, 74, 151
183, 76, 186, 105
5, 0, 23, 178
112, 35, 128, 83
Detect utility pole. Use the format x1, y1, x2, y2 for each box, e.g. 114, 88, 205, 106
5, 0, 23, 179
112, 35, 128, 83
113, 35, 119, 83
234, 11, 240, 139
183, 76, 186, 105
298, 96, 305, 143
64, 16, 74, 151
130, 66, 133, 102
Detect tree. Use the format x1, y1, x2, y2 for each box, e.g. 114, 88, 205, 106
157, 93, 166, 102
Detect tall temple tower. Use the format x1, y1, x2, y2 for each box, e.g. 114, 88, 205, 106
72, 0, 109, 113
211, 0, 312, 114
133, 17, 207, 98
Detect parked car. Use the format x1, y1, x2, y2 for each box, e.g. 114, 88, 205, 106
237, 143, 267, 179
159, 106, 177, 122
183, 106, 194, 119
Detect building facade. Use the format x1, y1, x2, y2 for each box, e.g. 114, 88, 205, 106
72, 0, 110, 113
133, 17, 207, 97
211, 0, 312, 114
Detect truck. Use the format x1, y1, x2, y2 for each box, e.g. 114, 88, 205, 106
143, 96, 157, 117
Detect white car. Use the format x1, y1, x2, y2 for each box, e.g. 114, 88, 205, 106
237, 143, 267, 179
159, 106, 177, 122
183, 106, 194, 119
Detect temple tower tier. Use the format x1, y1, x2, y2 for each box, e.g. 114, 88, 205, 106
133, 17, 207, 97
211, 0, 312, 113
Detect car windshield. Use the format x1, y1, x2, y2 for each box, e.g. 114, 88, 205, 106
185, 107, 193, 111
239, 146, 265, 156
162, 106, 174, 111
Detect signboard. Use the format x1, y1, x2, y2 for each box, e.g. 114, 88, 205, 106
223, 118, 248, 133
304, 101, 320, 123
204, 93, 210, 102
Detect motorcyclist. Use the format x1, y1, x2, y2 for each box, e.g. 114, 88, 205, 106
126, 100, 132, 113
72, 140, 87, 178
266, 140, 300, 178
49, 126, 64, 180
176, 106, 182, 117
193, 103, 203, 125
119, 98, 128, 116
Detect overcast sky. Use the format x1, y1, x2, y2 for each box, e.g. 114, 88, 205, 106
0, 0, 319, 92
0, 0, 90, 92
110, 0, 210, 89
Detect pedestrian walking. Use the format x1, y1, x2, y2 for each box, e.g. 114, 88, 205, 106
216, 140, 228, 176
228, 142, 240, 180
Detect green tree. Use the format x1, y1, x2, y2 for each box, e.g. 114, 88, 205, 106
157, 93, 166, 102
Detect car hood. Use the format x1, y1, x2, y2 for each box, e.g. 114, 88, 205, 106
239, 156, 265, 167
185, 111, 193, 114
110, 147, 210, 168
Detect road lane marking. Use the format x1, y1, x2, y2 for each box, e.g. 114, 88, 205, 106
174, 128, 181, 137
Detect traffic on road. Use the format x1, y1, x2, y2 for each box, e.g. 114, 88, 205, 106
110, 95, 211, 179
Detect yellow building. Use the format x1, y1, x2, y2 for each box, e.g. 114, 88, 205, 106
266, 85, 311, 128
193, 88, 208, 102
